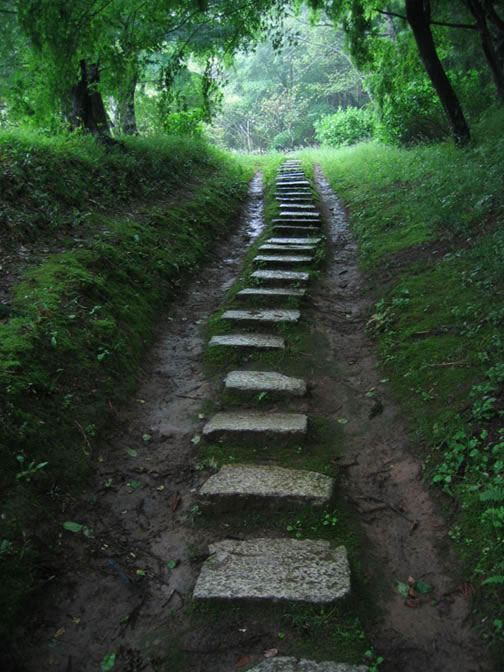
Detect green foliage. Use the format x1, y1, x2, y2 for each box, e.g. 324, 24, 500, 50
300, 106, 504, 650
314, 106, 374, 147
0, 129, 253, 645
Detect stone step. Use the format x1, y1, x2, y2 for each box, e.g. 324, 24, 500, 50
236, 287, 306, 301
251, 269, 310, 284
276, 180, 310, 187
209, 334, 285, 350
272, 219, 321, 226
200, 464, 333, 504
202, 410, 307, 441
275, 211, 320, 220
268, 236, 322, 245
254, 254, 313, 264
193, 538, 350, 603
221, 309, 301, 324
250, 659, 368, 672
259, 244, 315, 253
276, 196, 313, 202
272, 225, 320, 236
224, 370, 307, 396
279, 203, 317, 210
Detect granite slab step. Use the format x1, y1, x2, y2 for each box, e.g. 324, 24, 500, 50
276, 212, 320, 220
272, 218, 321, 226
221, 309, 301, 324
251, 269, 310, 284
224, 370, 307, 396
272, 225, 320, 236
209, 334, 285, 349
250, 659, 368, 672
259, 244, 315, 253
236, 287, 306, 301
200, 464, 333, 504
254, 254, 313, 264
202, 410, 307, 441
193, 538, 350, 603
279, 203, 316, 210
268, 237, 322, 245
276, 196, 313, 202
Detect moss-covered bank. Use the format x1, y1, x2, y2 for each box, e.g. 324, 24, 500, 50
0, 131, 254, 646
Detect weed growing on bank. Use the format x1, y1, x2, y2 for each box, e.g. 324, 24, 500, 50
300, 107, 504, 660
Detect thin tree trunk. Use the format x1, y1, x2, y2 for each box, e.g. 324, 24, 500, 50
405, 0, 471, 144
118, 74, 138, 135
466, 0, 504, 103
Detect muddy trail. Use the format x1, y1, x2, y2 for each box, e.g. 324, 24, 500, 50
17, 166, 493, 672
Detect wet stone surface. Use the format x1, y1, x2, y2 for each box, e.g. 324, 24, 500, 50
193, 538, 350, 602
221, 309, 301, 323
199, 464, 334, 504
225, 370, 307, 396
209, 333, 285, 349
202, 410, 308, 440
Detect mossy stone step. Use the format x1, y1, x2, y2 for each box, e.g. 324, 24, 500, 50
275, 212, 320, 220
254, 254, 313, 264
272, 219, 321, 226
250, 659, 368, 672
202, 410, 307, 441
259, 244, 315, 253
268, 237, 322, 245
235, 287, 306, 301
279, 203, 316, 210
193, 538, 350, 603
272, 225, 320, 236
200, 464, 333, 504
276, 196, 313, 202
209, 334, 285, 349
221, 309, 301, 324
224, 370, 306, 396
250, 269, 310, 284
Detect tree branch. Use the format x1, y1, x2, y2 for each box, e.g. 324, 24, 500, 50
376, 8, 478, 30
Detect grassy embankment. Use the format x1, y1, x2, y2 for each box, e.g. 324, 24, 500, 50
0, 130, 256, 650
300, 106, 504, 661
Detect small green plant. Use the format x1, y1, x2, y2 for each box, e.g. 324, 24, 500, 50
364, 649, 384, 672
16, 455, 48, 482
286, 520, 303, 538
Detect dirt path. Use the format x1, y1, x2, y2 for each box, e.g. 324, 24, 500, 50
18, 168, 493, 672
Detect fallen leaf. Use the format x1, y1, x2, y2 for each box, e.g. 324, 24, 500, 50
236, 656, 249, 667
408, 586, 416, 598
405, 598, 419, 608
166, 560, 177, 569
127, 448, 137, 457
407, 576, 415, 585
264, 649, 278, 658
54, 627, 65, 638
415, 579, 433, 594
397, 582, 409, 598
170, 494, 181, 511
191, 434, 201, 445
460, 582, 476, 598
337, 418, 348, 425
63, 521, 84, 534
72, 616, 81, 625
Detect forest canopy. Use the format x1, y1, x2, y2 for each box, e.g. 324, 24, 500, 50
0, 0, 502, 147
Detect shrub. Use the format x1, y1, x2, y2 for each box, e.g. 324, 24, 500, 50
314, 107, 375, 147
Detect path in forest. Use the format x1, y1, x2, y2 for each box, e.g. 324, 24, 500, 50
18, 164, 494, 672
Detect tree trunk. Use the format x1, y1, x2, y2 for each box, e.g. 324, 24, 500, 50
118, 74, 138, 135
465, 0, 504, 103
71, 60, 110, 136
405, 0, 471, 145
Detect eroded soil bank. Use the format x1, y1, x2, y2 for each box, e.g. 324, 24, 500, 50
16, 168, 493, 672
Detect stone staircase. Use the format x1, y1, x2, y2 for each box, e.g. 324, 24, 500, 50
193, 160, 367, 672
